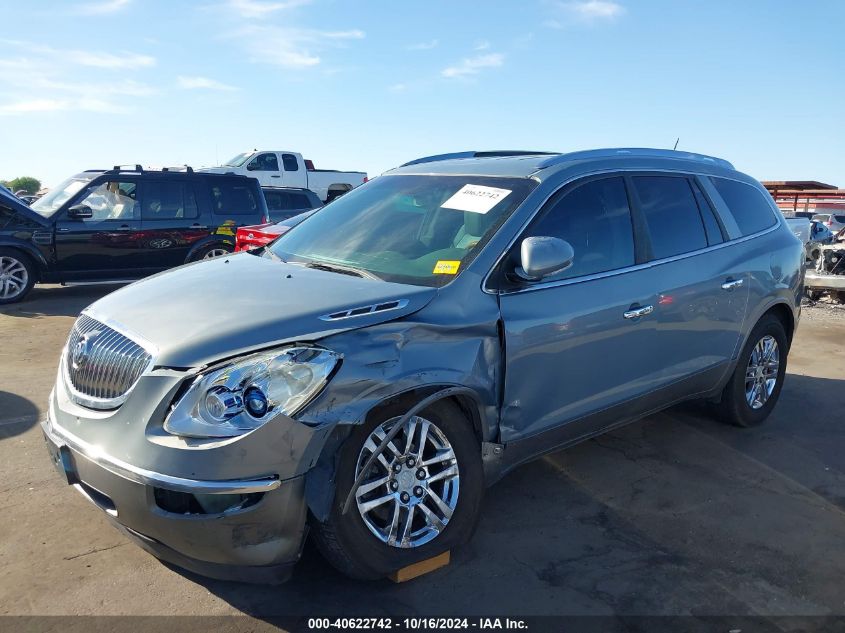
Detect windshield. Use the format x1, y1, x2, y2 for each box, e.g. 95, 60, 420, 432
224, 152, 254, 167
30, 175, 93, 217
267, 174, 537, 287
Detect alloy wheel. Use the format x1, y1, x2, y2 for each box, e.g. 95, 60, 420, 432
745, 334, 780, 409
203, 248, 230, 259
355, 415, 460, 548
0, 256, 28, 300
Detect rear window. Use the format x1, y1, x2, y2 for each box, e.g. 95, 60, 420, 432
710, 177, 777, 236
210, 181, 260, 216
282, 154, 299, 171
633, 176, 708, 259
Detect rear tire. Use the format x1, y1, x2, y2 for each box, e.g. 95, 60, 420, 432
190, 243, 232, 262
312, 399, 484, 580
0, 248, 36, 304
715, 314, 788, 427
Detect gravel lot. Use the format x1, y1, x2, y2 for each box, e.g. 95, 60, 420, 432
1, 284, 844, 618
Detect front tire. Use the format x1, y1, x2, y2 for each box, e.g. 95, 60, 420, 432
0, 249, 36, 304
312, 399, 484, 579
715, 314, 788, 427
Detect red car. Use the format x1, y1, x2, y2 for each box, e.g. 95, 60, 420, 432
235, 210, 315, 252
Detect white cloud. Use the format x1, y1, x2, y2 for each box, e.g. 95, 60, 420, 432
64, 50, 156, 69
441, 53, 504, 78
0, 97, 127, 116
407, 39, 438, 51
230, 25, 364, 68
0, 41, 156, 116
551, 0, 625, 24
177, 75, 238, 91
474, 40, 491, 51
75, 0, 131, 15
389, 83, 406, 93
226, 0, 311, 18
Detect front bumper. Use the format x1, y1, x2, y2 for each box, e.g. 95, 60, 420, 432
42, 415, 309, 584
805, 272, 845, 290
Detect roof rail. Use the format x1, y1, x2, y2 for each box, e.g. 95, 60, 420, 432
402, 150, 558, 167
537, 148, 735, 170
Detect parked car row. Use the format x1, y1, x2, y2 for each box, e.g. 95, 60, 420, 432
0, 163, 333, 303
40, 147, 803, 585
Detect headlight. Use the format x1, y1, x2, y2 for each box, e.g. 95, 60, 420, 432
164, 346, 340, 438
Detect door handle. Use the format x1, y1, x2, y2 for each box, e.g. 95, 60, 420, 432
114, 225, 133, 231
191, 224, 208, 229
623, 305, 654, 320
721, 278, 744, 291
271, 175, 281, 178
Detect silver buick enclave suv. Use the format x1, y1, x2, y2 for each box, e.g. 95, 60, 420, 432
43, 148, 804, 583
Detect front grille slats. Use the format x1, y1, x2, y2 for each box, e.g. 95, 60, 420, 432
64, 314, 153, 409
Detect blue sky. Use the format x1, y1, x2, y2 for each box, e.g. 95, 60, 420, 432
1, 0, 844, 188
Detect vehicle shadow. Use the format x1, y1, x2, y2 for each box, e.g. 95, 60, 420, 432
171, 372, 845, 617
0, 391, 40, 439
0, 284, 125, 319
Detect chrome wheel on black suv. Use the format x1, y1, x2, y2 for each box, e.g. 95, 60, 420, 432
0, 250, 36, 304
313, 399, 483, 579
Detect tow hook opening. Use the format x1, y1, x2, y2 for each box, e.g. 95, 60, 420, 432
153, 488, 264, 515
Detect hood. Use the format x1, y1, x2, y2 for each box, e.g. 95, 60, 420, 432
85, 253, 437, 367
0, 189, 50, 227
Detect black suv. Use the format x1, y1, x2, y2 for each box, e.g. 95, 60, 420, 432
0, 166, 268, 304
262, 186, 322, 222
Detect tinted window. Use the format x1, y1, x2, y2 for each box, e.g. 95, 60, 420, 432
282, 154, 299, 171
141, 181, 198, 220
289, 192, 312, 209
76, 181, 137, 221
211, 181, 259, 216
248, 153, 279, 172
710, 177, 777, 236
834, 215, 845, 223
263, 190, 289, 212
691, 180, 723, 245
633, 176, 707, 259
524, 177, 635, 280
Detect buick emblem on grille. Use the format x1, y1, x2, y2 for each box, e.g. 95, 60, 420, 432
71, 331, 100, 370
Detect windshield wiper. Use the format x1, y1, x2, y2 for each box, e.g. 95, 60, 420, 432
305, 261, 381, 280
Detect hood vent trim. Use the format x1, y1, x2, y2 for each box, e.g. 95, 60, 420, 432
319, 299, 410, 322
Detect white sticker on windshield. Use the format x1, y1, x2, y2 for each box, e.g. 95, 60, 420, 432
440, 184, 512, 214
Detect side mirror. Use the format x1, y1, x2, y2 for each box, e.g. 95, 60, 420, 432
517, 236, 575, 281
246, 162, 257, 171
67, 204, 93, 219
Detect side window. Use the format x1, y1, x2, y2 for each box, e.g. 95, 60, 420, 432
76, 181, 137, 221
710, 177, 777, 236
632, 176, 707, 259
247, 153, 279, 172
691, 179, 724, 245
263, 191, 284, 212
211, 182, 259, 216
282, 154, 299, 171
141, 181, 198, 220
523, 177, 635, 281
288, 192, 311, 209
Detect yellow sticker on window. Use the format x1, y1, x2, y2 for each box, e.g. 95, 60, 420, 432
433, 260, 461, 275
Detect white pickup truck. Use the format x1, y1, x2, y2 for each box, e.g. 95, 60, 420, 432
202, 150, 367, 202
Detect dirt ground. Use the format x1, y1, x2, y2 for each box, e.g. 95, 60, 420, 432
1, 284, 844, 619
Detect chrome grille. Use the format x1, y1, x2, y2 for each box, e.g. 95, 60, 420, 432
64, 314, 153, 409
